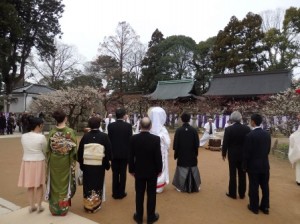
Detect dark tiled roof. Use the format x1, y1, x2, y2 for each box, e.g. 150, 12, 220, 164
12, 84, 56, 94
204, 70, 292, 97
146, 79, 194, 100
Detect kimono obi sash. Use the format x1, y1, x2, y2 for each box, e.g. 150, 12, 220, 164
50, 131, 76, 155
83, 143, 105, 165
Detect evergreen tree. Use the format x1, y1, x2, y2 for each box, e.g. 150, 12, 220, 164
193, 37, 216, 94
140, 29, 165, 93
0, 0, 64, 111
211, 13, 265, 74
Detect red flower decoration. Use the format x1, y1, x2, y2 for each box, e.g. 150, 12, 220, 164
295, 89, 300, 94
58, 200, 69, 208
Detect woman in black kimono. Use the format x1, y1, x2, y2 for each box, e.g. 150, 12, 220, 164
77, 117, 112, 213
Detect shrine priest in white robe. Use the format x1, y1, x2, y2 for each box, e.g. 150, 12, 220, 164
199, 118, 217, 147
104, 113, 115, 133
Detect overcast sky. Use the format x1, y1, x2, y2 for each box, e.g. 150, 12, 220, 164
60, 0, 299, 63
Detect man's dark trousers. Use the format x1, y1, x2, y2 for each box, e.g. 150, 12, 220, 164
229, 160, 246, 198
248, 172, 270, 211
112, 159, 128, 198
135, 176, 157, 221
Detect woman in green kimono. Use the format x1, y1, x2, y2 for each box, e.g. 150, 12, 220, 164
45, 109, 77, 216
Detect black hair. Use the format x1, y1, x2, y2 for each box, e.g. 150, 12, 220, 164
115, 108, 126, 119
88, 117, 101, 129
52, 109, 66, 124
28, 116, 44, 131
250, 113, 263, 126
181, 112, 191, 123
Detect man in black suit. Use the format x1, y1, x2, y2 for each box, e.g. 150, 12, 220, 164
222, 111, 251, 199
129, 117, 162, 224
243, 113, 271, 215
108, 108, 133, 199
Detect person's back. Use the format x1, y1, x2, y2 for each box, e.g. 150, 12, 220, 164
222, 111, 250, 200
174, 123, 199, 167
22, 132, 46, 160
172, 112, 201, 193
148, 106, 170, 193
129, 117, 162, 224
18, 117, 46, 213
107, 108, 132, 200
77, 117, 111, 212
244, 128, 271, 173
130, 132, 161, 178
223, 122, 251, 161
21, 113, 29, 133
46, 109, 77, 216
243, 113, 271, 215
108, 119, 132, 159
0, 114, 6, 129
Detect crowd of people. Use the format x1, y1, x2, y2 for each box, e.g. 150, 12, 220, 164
14, 106, 300, 223
0, 112, 17, 135
0, 111, 40, 135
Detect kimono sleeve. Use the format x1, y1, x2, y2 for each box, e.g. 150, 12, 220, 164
77, 134, 86, 169
128, 136, 136, 174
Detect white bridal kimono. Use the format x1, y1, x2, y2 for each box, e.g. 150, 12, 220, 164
288, 126, 300, 184
148, 107, 171, 193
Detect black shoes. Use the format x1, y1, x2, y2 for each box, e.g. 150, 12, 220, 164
225, 192, 245, 199
247, 204, 258, 214
112, 194, 119, 199
259, 207, 269, 215
119, 192, 127, 199
112, 192, 127, 199
225, 193, 237, 199
133, 212, 159, 224
133, 213, 143, 224
247, 204, 269, 215
147, 213, 159, 224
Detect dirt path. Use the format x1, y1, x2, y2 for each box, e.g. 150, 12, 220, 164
0, 135, 299, 224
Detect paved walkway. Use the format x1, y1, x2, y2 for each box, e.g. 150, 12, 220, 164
0, 133, 22, 139
0, 131, 50, 139
0, 201, 98, 224
0, 198, 20, 215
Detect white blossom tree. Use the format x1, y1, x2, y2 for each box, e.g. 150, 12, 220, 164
30, 86, 105, 129
262, 83, 300, 136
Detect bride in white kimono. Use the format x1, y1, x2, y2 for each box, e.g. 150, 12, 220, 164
289, 125, 300, 185
148, 107, 171, 193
